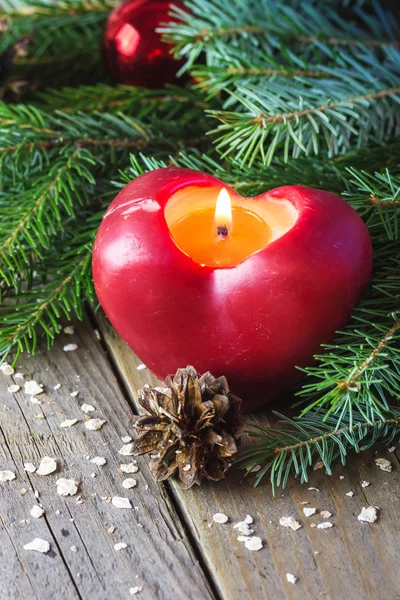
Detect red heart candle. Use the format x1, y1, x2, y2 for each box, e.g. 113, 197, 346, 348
93, 168, 372, 412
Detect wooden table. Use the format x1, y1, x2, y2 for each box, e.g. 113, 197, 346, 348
0, 313, 399, 600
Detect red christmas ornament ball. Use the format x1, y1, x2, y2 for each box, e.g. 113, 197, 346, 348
103, 0, 185, 88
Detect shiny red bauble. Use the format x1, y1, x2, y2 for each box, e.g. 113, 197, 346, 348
103, 0, 185, 87
93, 168, 372, 412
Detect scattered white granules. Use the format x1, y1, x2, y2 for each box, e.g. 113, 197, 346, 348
56, 478, 79, 496
7, 384, 20, 394
64, 326, 75, 335
183, 464, 191, 472
85, 418, 106, 431
303, 507, 317, 517
1, 364, 14, 375
286, 573, 298, 584
245, 464, 261, 473
24, 462, 36, 473
358, 506, 379, 523
81, 404, 95, 413
70, 391, 79, 398
308, 487, 320, 492
136, 364, 146, 371
63, 344, 78, 352
130, 587, 143, 596
233, 515, 254, 536
361, 481, 370, 488
60, 419, 79, 428
112, 497, 132, 509
24, 380, 43, 396
90, 456, 107, 466
37, 457, 57, 476
320, 511, 332, 519
244, 537, 263, 551
0, 470, 16, 482
121, 436, 132, 444
317, 522, 333, 529
15, 372, 24, 379
53, 383, 61, 391
119, 443, 135, 456
375, 458, 392, 472
120, 463, 138, 474
122, 479, 137, 489
29, 396, 41, 405
114, 542, 128, 551
279, 517, 302, 531
70, 546, 78, 552
346, 491, 355, 497
213, 513, 229, 524
23, 538, 50, 553
30, 505, 45, 519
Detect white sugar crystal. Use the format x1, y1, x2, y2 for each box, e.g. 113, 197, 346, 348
60, 419, 79, 428
136, 364, 146, 371
122, 478, 137, 489
85, 418, 106, 431
346, 491, 355, 497
279, 516, 302, 531
81, 404, 95, 413
90, 456, 107, 466
56, 478, 79, 496
8, 384, 20, 393
37, 457, 57, 476
119, 443, 135, 456
24, 462, 36, 473
213, 513, 229, 524
64, 326, 75, 335
24, 380, 43, 396
30, 396, 41, 405
303, 507, 317, 517
114, 542, 128, 551
23, 538, 50, 553
286, 573, 298, 584
1, 364, 14, 375
30, 505, 45, 519
361, 481, 370, 488
320, 511, 332, 519
0, 470, 16, 482
70, 546, 78, 552
183, 464, 191, 471
244, 536, 263, 551
358, 506, 379, 523
121, 436, 132, 444
130, 587, 143, 596
245, 464, 261, 473
120, 463, 138, 474
112, 496, 132, 509
375, 458, 392, 472
233, 520, 254, 535
63, 344, 78, 352
53, 383, 61, 391
70, 391, 79, 397
317, 522, 333, 529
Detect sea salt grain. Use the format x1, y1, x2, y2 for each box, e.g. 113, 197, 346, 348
0, 470, 16, 482
375, 458, 392, 472
56, 478, 79, 496
358, 506, 379, 523
64, 326, 75, 335
90, 456, 107, 466
1, 364, 14, 375
24, 380, 43, 396
130, 587, 143, 596
70, 391, 79, 397
23, 538, 50, 554
63, 344, 78, 352
85, 418, 106, 431
233, 519, 254, 536
388, 446, 397, 453
70, 546, 78, 552
60, 419, 79, 428
122, 479, 137, 489
119, 444, 135, 456
122, 436, 133, 444
136, 364, 147, 371
303, 507, 317, 517
112, 497, 132, 509
30, 505, 45, 519
279, 516, 302, 531
114, 542, 128, 551
346, 491, 355, 497
244, 537, 263, 551
53, 383, 61, 391
120, 464, 138, 474
286, 573, 298, 584
24, 462, 36, 473
213, 513, 229, 524
320, 511, 332, 519
317, 522, 333, 529
7, 384, 20, 393
361, 481, 370, 488
36, 456, 57, 476
81, 404, 95, 413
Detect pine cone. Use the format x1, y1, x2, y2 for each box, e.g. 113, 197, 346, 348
132, 366, 246, 488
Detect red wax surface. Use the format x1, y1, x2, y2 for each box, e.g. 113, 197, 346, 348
93, 168, 373, 412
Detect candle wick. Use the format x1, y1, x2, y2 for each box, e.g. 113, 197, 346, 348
217, 225, 229, 238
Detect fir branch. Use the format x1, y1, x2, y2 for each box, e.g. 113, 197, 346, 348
238, 407, 400, 492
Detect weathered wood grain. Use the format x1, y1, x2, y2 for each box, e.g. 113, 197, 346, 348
0, 319, 214, 600
97, 310, 400, 600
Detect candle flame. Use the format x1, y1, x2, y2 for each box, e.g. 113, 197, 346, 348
214, 188, 232, 235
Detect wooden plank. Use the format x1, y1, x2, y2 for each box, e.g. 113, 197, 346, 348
97, 310, 400, 600
0, 319, 214, 600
